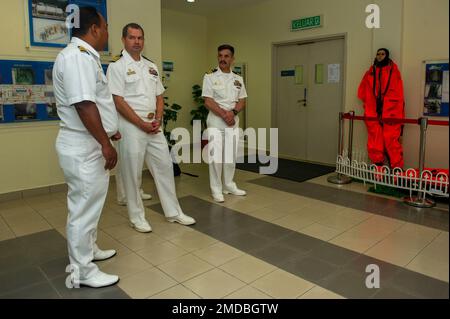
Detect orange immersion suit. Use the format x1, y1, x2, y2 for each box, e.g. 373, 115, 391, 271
358, 60, 405, 168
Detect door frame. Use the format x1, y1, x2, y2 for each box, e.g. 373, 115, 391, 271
271, 33, 348, 163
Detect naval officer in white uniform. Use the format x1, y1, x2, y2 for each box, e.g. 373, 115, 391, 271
53, 7, 119, 288
107, 23, 195, 233
202, 44, 248, 203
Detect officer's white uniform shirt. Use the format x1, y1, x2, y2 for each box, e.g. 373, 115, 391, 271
202, 66, 247, 112
107, 50, 165, 118
53, 37, 118, 136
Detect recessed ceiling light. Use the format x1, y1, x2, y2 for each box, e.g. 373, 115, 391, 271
187, 0, 195, 3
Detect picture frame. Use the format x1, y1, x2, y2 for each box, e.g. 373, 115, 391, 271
27, 0, 108, 49
423, 60, 449, 117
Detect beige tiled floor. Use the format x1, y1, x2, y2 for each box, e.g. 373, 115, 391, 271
298, 286, 345, 299
219, 255, 276, 284
365, 224, 441, 267
0, 163, 448, 300
157, 254, 214, 282
224, 285, 272, 299
149, 284, 201, 299
193, 242, 243, 267
118, 267, 178, 299
136, 241, 189, 266
183, 268, 246, 299
250, 269, 315, 299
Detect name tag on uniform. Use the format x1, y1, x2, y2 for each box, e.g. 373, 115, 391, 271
127, 69, 136, 76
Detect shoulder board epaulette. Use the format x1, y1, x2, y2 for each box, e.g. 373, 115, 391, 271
78, 46, 89, 55
206, 68, 218, 75
232, 71, 240, 75
111, 53, 123, 63
142, 55, 154, 63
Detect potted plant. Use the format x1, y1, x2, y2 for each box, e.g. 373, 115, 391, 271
190, 84, 209, 148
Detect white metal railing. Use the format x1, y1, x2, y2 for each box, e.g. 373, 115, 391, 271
335, 155, 449, 199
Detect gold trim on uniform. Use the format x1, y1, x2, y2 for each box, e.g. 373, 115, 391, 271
127, 69, 136, 76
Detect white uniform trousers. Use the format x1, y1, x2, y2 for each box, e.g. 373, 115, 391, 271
206, 113, 240, 195
55, 129, 109, 280
114, 142, 144, 203
118, 119, 181, 224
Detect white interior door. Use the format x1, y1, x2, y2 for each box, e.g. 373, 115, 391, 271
275, 37, 344, 164
276, 43, 309, 159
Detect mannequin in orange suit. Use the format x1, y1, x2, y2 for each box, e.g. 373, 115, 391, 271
358, 48, 405, 169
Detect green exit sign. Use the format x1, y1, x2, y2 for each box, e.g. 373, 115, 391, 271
291, 15, 323, 31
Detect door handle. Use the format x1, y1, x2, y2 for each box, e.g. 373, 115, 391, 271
298, 88, 308, 107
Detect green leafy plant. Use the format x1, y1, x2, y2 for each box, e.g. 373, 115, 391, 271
163, 91, 182, 146
190, 84, 209, 132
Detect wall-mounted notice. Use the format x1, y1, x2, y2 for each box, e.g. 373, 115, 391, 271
327, 63, 340, 83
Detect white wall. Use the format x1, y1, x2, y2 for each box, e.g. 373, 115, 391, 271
0, 0, 162, 194
161, 9, 208, 134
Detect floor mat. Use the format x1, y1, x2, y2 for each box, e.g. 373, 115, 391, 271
236, 157, 336, 183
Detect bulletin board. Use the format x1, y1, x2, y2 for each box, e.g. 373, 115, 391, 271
28, 0, 108, 49
0, 59, 108, 124
423, 60, 449, 117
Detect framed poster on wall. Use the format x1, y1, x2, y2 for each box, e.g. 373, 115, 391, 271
0, 59, 108, 124
27, 0, 108, 48
423, 60, 449, 117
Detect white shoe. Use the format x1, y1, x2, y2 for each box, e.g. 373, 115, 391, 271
117, 199, 127, 206
130, 219, 152, 233
93, 248, 117, 261
79, 271, 119, 288
167, 213, 196, 226
212, 193, 225, 203
140, 189, 152, 200
223, 188, 247, 196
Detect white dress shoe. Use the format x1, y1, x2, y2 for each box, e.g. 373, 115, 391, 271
167, 213, 196, 226
223, 188, 247, 196
79, 271, 119, 288
117, 199, 127, 206
140, 189, 152, 200
93, 249, 117, 261
212, 193, 225, 203
130, 219, 152, 233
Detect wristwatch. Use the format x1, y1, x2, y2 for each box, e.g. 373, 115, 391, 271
232, 109, 239, 116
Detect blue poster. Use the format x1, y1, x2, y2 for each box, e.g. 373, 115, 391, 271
423, 61, 449, 117
0, 59, 109, 124
0, 60, 56, 123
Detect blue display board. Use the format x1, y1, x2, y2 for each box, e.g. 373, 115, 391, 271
28, 0, 108, 49
0, 60, 56, 123
423, 61, 449, 117
0, 59, 108, 124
